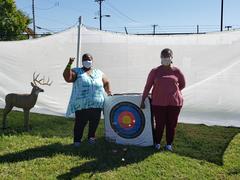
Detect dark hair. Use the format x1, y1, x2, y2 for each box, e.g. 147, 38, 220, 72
161, 48, 173, 58
82, 53, 93, 60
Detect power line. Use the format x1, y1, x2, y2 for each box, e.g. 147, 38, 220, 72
104, 5, 127, 22
36, 21, 78, 33
36, 14, 74, 26
35, 2, 59, 10
36, 26, 55, 33
18, 5, 32, 10
105, 1, 138, 23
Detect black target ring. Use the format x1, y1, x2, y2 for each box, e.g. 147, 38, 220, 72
110, 102, 145, 139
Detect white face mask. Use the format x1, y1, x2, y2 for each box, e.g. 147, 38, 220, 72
82, 60, 92, 68
161, 57, 172, 66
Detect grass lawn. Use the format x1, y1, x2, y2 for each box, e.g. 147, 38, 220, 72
0, 109, 240, 179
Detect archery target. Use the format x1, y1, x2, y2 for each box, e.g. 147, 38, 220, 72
110, 102, 145, 139
104, 94, 154, 146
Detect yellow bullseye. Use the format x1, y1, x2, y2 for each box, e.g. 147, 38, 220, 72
122, 115, 131, 125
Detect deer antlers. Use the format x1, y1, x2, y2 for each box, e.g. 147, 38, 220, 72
33, 72, 53, 86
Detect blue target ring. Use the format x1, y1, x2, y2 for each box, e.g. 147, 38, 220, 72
110, 102, 145, 139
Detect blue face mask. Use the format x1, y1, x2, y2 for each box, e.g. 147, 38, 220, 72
82, 60, 92, 68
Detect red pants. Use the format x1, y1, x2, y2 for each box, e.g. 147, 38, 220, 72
152, 105, 182, 145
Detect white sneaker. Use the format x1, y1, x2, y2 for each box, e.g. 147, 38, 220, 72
88, 137, 96, 144
165, 145, 173, 151
155, 144, 161, 150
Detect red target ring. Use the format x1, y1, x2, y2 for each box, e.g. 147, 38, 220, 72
110, 102, 145, 139
118, 111, 136, 129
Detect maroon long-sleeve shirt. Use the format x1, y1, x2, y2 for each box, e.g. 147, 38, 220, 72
142, 65, 186, 106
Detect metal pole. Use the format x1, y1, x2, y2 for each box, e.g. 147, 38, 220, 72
32, 0, 36, 38
124, 27, 128, 34
76, 16, 82, 67
152, 24, 158, 35
99, 0, 102, 30
197, 25, 199, 34
221, 0, 224, 31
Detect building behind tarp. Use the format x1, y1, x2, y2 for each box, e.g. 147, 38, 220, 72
0, 26, 240, 127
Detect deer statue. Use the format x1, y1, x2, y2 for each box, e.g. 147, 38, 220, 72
2, 72, 52, 131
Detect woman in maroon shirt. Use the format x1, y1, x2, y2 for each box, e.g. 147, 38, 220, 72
140, 48, 185, 151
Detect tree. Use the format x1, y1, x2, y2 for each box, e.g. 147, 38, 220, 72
0, 0, 31, 41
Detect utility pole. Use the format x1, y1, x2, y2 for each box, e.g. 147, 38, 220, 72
95, 0, 104, 30
32, 0, 36, 38
220, 0, 224, 31
152, 24, 158, 35
197, 25, 199, 34
225, 25, 232, 31
124, 27, 128, 34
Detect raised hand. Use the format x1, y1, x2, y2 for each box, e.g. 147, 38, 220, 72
68, 57, 75, 65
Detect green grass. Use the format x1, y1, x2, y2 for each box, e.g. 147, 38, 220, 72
0, 109, 240, 180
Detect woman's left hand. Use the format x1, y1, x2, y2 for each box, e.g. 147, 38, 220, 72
140, 101, 145, 109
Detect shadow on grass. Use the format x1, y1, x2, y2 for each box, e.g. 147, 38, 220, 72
1, 109, 240, 175
173, 123, 240, 166
0, 137, 155, 179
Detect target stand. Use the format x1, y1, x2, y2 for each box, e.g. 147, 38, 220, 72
104, 94, 154, 146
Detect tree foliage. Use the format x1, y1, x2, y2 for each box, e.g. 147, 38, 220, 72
0, 0, 31, 41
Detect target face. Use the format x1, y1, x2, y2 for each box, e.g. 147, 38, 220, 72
110, 102, 145, 139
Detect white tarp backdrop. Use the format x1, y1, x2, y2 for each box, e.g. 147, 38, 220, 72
0, 26, 240, 127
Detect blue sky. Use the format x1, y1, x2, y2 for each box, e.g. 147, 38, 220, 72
15, 0, 240, 34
